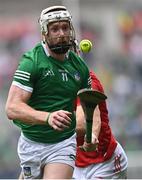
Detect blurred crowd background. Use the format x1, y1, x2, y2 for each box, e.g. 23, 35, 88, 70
0, 0, 142, 178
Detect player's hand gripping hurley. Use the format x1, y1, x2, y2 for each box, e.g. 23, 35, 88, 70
77, 88, 107, 151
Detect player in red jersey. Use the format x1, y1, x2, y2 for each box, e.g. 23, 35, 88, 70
73, 70, 128, 179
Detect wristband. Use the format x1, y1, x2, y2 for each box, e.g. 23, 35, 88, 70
46, 113, 51, 125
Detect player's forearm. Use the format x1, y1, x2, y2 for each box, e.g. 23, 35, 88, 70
76, 119, 86, 136
92, 106, 101, 138
76, 105, 86, 136
6, 102, 48, 125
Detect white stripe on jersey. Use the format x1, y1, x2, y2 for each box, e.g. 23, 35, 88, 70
14, 76, 29, 82
14, 70, 31, 81
12, 81, 33, 92
16, 70, 30, 75
14, 72, 30, 79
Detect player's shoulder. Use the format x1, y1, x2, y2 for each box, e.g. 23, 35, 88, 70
90, 70, 96, 77
68, 50, 87, 66
89, 70, 99, 81
90, 70, 104, 92
68, 50, 79, 59
22, 43, 43, 62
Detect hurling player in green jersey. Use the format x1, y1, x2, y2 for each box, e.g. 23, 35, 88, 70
5, 6, 91, 179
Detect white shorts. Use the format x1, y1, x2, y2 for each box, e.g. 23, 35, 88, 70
73, 142, 128, 179
18, 133, 76, 179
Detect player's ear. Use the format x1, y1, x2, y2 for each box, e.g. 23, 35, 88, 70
42, 31, 46, 35
41, 32, 47, 43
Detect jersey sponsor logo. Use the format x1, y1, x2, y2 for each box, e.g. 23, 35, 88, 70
23, 166, 31, 177
44, 69, 54, 76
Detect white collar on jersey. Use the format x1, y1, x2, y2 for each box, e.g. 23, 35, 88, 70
41, 41, 50, 57
41, 41, 69, 59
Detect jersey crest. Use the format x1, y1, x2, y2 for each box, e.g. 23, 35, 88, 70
74, 72, 81, 81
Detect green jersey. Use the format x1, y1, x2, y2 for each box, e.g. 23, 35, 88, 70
12, 43, 91, 143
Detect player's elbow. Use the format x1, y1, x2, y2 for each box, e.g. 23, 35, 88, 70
5, 103, 16, 120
